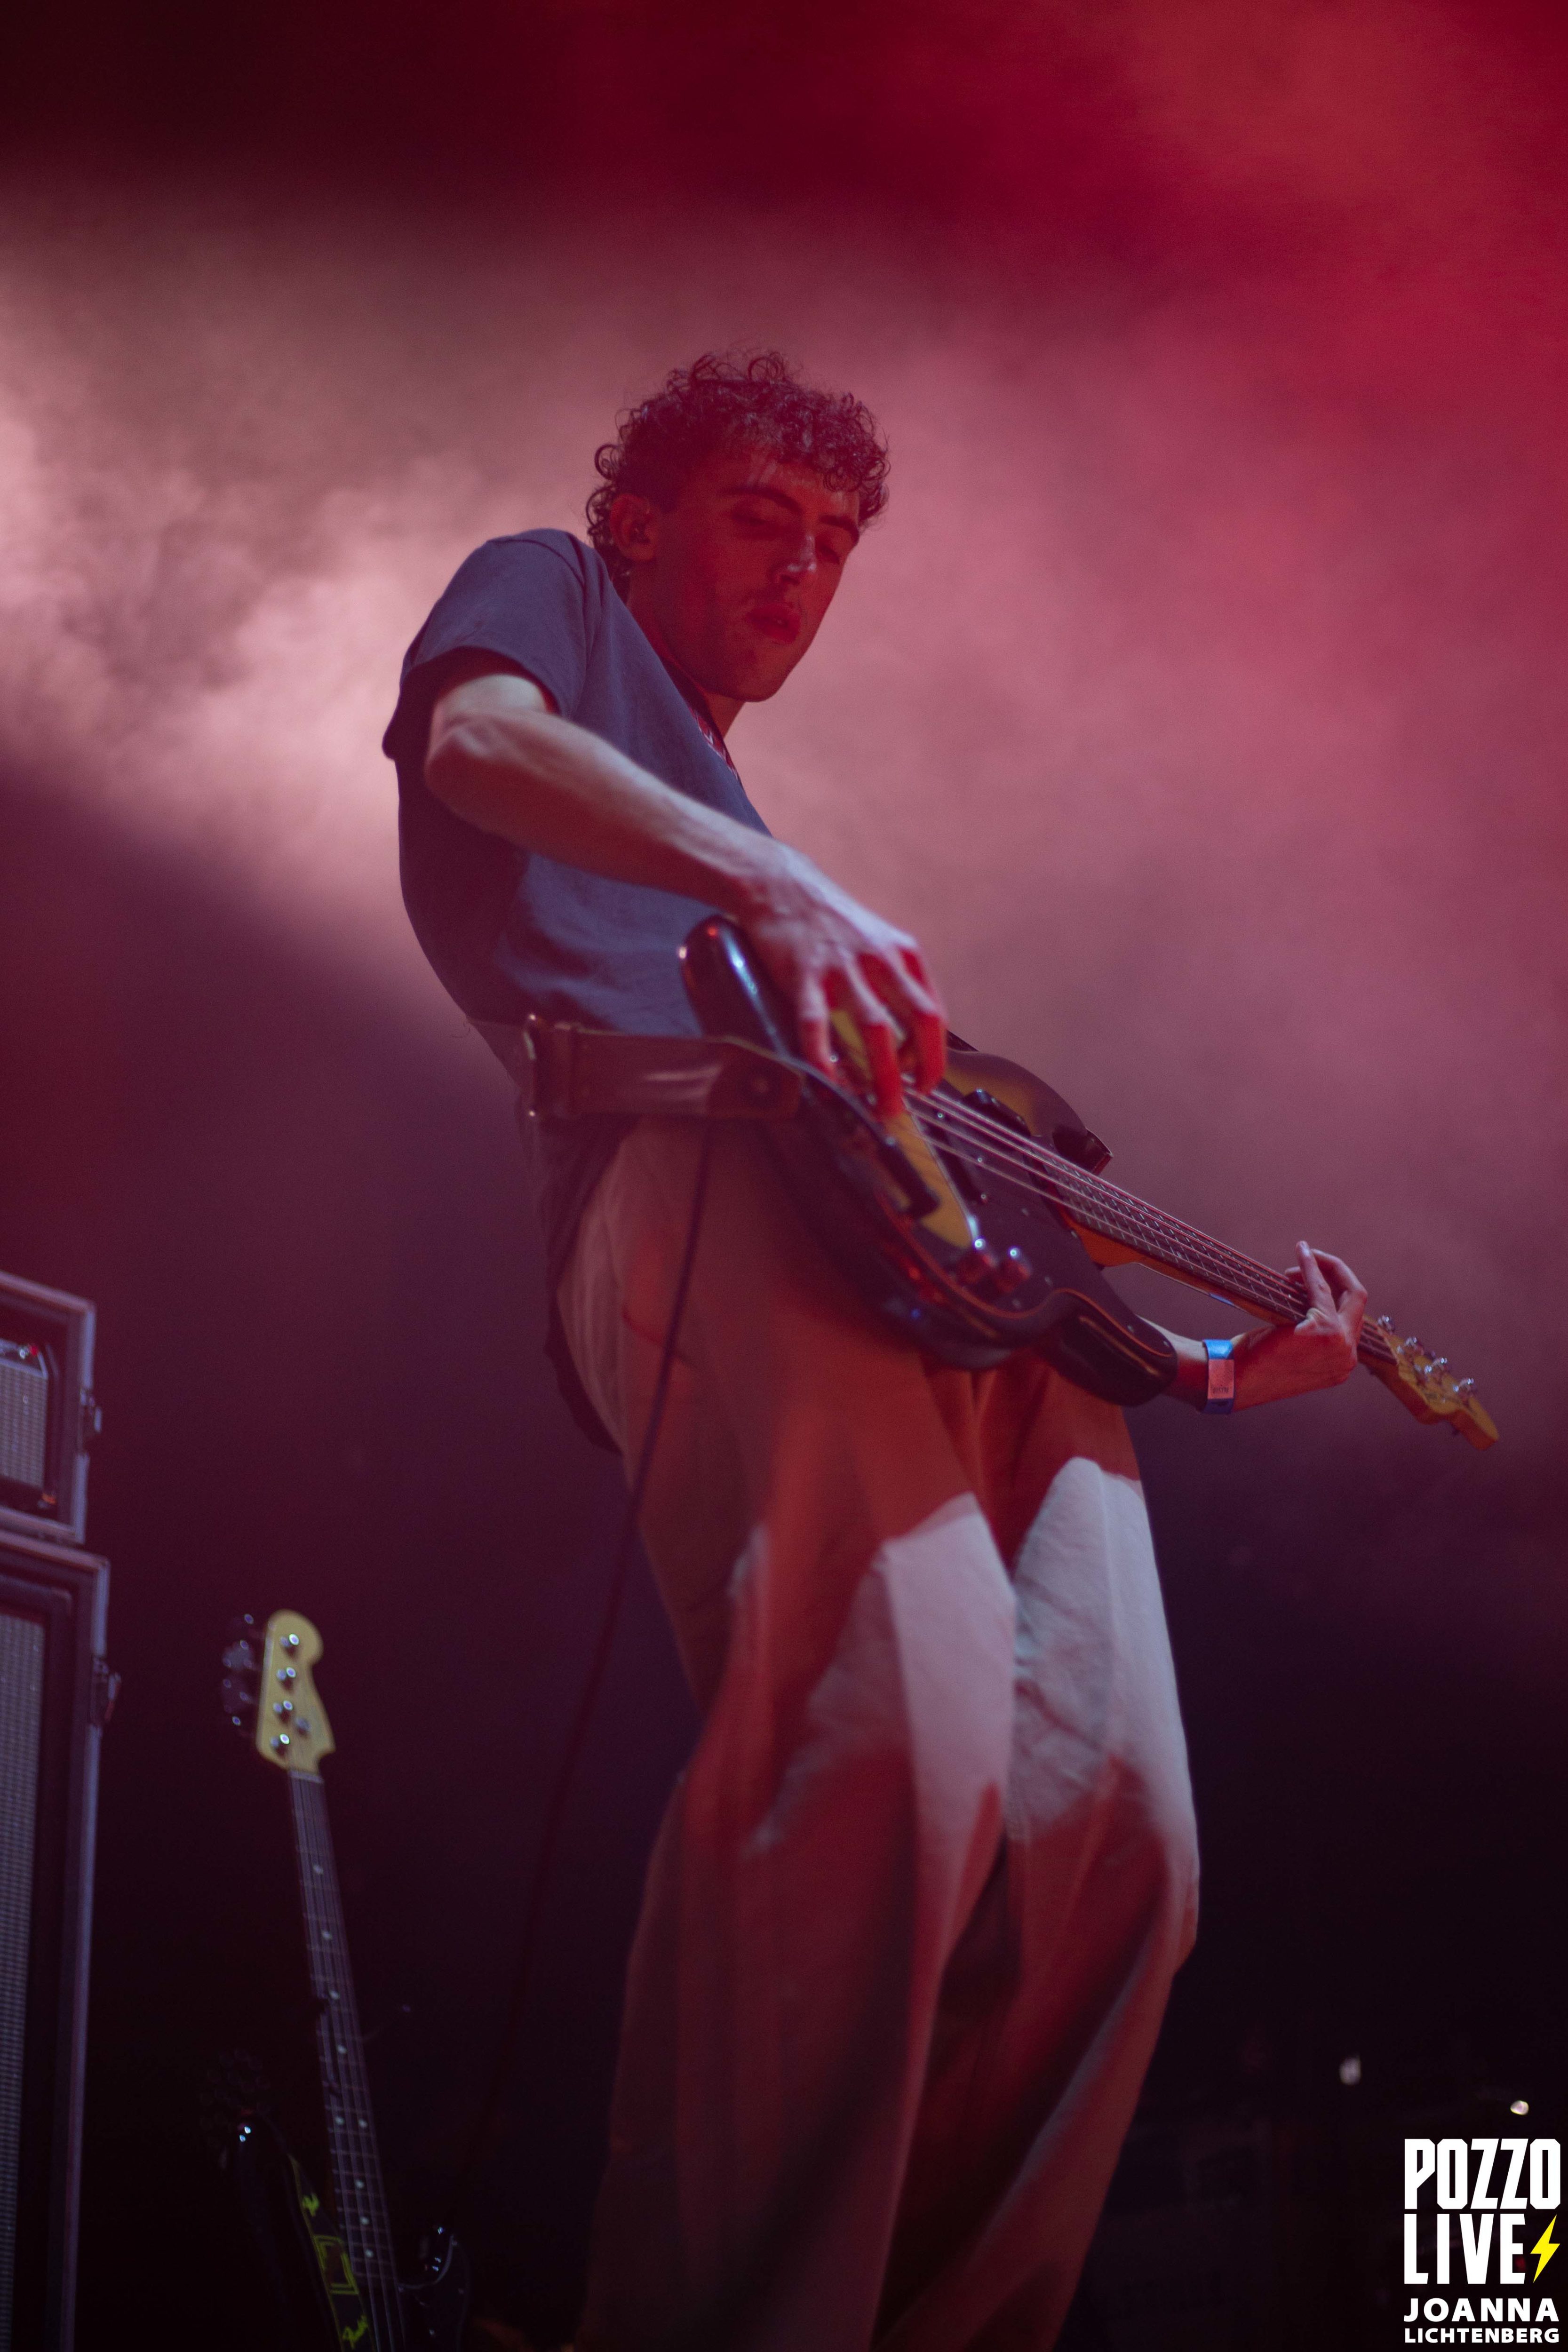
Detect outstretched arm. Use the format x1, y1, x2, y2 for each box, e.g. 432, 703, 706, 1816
1161, 1244, 1367, 1411
423, 662, 944, 1119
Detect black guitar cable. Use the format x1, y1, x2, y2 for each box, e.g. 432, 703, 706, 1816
448, 1123, 717, 2225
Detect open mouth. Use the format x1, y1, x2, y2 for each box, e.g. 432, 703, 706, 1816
749, 603, 802, 645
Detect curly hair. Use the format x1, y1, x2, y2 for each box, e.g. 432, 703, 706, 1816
586, 351, 890, 592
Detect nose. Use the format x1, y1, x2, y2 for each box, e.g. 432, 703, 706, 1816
773, 532, 815, 583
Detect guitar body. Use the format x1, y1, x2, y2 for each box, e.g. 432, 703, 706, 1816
680, 917, 1178, 1406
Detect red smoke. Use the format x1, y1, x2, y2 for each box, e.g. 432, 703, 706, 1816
1, 0, 1565, 1645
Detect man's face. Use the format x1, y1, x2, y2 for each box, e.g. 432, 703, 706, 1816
612, 445, 860, 710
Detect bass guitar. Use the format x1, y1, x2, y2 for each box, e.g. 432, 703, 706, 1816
220, 1611, 471, 2350
678, 916, 1496, 1448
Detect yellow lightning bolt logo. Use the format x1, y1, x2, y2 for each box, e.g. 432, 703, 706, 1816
1532, 2216, 1559, 2280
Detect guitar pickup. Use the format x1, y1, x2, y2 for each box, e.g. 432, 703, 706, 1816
801, 1074, 941, 1218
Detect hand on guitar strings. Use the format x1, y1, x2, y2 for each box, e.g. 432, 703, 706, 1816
1228, 1243, 1368, 1409
736, 840, 947, 1119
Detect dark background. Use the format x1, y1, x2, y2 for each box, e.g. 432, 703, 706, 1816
2, 2, 1566, 2344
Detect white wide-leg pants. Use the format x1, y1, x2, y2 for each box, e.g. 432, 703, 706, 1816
557, 1120, 1199, 2352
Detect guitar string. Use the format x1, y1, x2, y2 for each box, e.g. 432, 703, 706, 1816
916, 1084, 1359, 1333
914, 1093, 1317, 1314
909, 1093, 1316, 1316
914, 1091, 1397, 1366
295, 1774, 404, 2352
291, 1772, 405, 2352
901, 1090, 1402, 1365
836, 1015, 1344, 1322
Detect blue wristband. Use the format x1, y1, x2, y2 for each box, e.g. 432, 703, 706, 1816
1202, 1337, 1236, 1414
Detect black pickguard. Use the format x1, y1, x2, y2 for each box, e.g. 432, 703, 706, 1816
679, 917, 1176, 1407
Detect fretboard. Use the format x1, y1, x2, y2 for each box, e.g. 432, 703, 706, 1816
289, 1773, 405, 2352
916, 1095, 1396, 1371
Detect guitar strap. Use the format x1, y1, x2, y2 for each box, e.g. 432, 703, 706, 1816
473, 1017, 806, 1121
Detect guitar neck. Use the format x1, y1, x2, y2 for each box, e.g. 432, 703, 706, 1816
1049, 1163, 1393, 1373
927, 1097, 1398, 1375
288, 1774, 406, 2352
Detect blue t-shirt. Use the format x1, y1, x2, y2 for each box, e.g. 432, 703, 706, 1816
383, 528, 772, 1301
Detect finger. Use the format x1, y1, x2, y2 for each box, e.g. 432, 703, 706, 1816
911, 1003, 949, 1094
866, 949, 947, 1093
859, 1004, 906, 1120
895, 947, 949, 1092
794, 974, 836, 1081
1295, 1240, 1336, 1320
1315, 1250, 1369, 1344
1299, 1247, 1368, 1351
891, 942, 945, 1020
1307, 1248, 1367, 1306
833, 967, 905, 1117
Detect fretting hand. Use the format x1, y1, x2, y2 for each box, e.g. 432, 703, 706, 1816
1228, 1244, 1368, 1409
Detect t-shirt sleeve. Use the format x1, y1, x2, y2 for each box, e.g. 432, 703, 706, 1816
382, 534, 595, 773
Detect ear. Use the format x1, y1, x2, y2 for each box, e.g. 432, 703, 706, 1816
607, 491, 661, 568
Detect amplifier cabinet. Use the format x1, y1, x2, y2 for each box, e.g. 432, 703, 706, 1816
0, 1533, 109, 2352
0, 1273, 97, 1552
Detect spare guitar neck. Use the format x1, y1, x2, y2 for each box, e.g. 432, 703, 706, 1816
221, 1612, 470, 2352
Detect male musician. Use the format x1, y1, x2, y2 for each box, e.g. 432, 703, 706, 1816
383, 352, 1365, 2352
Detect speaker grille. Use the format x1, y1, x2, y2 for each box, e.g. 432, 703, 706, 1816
0, 1352, 48, 1497
0, 1613, 44, 2352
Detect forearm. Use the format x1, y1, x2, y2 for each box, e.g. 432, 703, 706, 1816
422, 665, 945, 1109
1156, 1243, 1364, 1413
427, 698, 785, 920
1160, 1327, 1308, 1411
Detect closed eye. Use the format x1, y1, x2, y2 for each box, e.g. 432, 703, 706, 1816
720, 481, 860, 555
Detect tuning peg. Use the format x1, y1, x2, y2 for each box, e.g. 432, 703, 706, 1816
222, 1613, 259, 1677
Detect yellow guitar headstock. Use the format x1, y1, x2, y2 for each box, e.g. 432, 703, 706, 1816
1369, 1317, 1499, 1451
221, 1610, 336, 1777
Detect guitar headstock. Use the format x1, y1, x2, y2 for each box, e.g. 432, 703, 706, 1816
220, 1610, 336, 1776
1367, 1317, 1499, 1451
